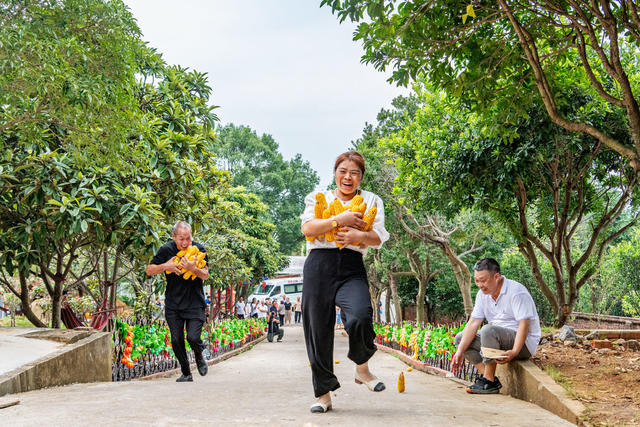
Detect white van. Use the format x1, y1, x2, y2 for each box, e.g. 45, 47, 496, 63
248, 276, 303, 304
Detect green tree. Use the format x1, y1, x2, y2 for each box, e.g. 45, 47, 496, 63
322, 0, 640, 170
596, 227, 640, 316
0, 0, 160, 327
216, 124, 319, 254
385, 87, 639, 325
0, 0, 284, 328
356, 94, 485, 321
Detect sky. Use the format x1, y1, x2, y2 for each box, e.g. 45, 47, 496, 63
123, 0, 406, 189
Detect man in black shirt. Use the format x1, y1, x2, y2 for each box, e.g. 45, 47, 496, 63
267, 301, 284, 342
146, 221, 209, 382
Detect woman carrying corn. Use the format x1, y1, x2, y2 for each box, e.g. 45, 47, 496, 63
300, 151, 390, 413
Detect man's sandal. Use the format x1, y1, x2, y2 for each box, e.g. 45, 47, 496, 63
355, 371, 386, 392
310, 401, 332, 413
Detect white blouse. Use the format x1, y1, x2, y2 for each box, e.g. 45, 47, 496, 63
300, 189, 390, 256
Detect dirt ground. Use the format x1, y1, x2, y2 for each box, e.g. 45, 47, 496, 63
533, 340, 640, 426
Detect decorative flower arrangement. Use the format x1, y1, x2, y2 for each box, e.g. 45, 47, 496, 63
374, 322, 466, 361
116, 317, 267, 368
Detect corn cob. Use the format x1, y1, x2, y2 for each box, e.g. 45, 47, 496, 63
331, 198, 345, 215
398, 372, 405, 393
353, 205, 378, 246
348, 194, 363, 208
314, 192, 328, 218
165, 245, 208, 279
315, 192, 328, 210
323, 207, 335, 241
363, 205, 377, 231
351, 202, 366, 214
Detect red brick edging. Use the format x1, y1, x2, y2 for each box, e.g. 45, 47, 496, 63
375, 343, 454, 379
137, 334, 267, 381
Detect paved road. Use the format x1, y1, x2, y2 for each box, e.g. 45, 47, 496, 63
0, 328, 63, 375
1, 326, 572, 426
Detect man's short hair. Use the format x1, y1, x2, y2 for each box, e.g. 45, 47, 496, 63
473, 258, 500, 274
172, 221, 192, 235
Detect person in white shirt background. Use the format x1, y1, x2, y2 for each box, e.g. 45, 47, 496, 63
451, 258, 541, 394
235, 296, 246, 320
257, 300, 268, 319
300, 151, 390, 413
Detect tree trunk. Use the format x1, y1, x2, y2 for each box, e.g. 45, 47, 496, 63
425, 299, 434, 324
370, 287, 382, 323
384, 285, 390, 323
415, 277, 427, 327
441, 244, 474, 316
18, 272, 47, 328
51, 278, 63, 329
387, 273, 403, 325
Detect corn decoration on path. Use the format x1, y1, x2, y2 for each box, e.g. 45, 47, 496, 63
306, 192, 376, 247
409, 329, 420, 360
398, 371, 405, 393
165, 245, 207, 280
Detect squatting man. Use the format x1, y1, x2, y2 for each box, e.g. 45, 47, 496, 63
451, 258, 541, 394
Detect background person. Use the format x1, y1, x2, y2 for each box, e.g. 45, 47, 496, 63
244, 298, 252, 319
235, 296, 246, 320
258, 300, 268, 319
300, 151, 390, 413
146, 221, 209, 382
268, 301, 284, 342
451, 258, 541, 394
278, 297, 286, 325
284, 297, 293, 326
294, 297, 302, 324
250, 297, 259, 318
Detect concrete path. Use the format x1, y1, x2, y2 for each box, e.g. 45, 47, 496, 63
0, 328, 63, 376
1, 326, 572, 426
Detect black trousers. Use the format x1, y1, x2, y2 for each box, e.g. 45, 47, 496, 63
302, 248, 376, 397
267, 325, 284, 342
294, 311, 301, 323
165, 307, 205, 376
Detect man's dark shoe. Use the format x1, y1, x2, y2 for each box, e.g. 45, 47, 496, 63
176, 374, 193, 382
465, 375, 502, 394
196, 358, 208, 376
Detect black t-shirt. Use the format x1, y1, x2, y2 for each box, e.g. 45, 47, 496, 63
284, 302, 292, 310
150, 240, 208, 311
268, 305, 279, 333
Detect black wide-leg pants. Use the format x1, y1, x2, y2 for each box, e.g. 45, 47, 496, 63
165, 307, 205, 376
302, 248, 376, 397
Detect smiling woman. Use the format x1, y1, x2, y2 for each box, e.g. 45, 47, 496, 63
299, 151, 390, 413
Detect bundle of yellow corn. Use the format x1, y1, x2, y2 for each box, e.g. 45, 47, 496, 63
306, 193, 329, 242
166, 245, 207, 280
306, 192, 377, 248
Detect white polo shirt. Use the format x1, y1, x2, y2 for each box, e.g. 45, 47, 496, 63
470, 277, 541, 355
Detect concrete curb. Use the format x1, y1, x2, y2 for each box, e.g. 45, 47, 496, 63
138, 334, 267, 381
0, 332, 111, 397
375, 343, 586, 426
375, 343, 454, 378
